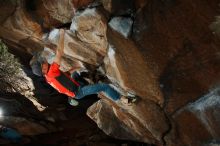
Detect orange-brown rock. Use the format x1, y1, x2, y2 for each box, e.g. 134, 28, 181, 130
0, 0, 220, 145
0, 0, 44, 54
171, 88, 220, 146
100, 0, 135, 15
70, 8, 108, 56
0, 116, 55, 135
42, 0, 75, 23
39, 8, 108, 71
133, 0, 220, 145
87, 94, 169, 145
25, 0, 94, 29
72, 0, 94, 10
105, 28, 164, 106
0, 1, 16, 24
133, 0, 220, 114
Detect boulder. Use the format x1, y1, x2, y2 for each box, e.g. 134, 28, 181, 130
2, 2, 42, 40
109, 17, 133, 38
72, 0, 94, 10
0, 0, 44, 54
210, 16, 220, 36
42, 0, 75, 23
104, 28, 164, 106
0, 116, 56, 135
87, 100, 140, 142
25, 0, 94, 29
134, 0, 148, 11
171, 88, 220, 146
99, 0, 135, 16
131, 0, 220, 145
70, 8, 108, 56
44, 29, 103, 66
0, 0, 17, 24
87, 94, 169, 145
39, 8, 108, 71
23, 0, 95, 27
0, 0, 96, 55
0, 0, 220, 145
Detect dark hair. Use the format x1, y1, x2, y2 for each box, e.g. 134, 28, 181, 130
30, 53, 48, 76
41, 61, 50, 75
30, 61, 43, 76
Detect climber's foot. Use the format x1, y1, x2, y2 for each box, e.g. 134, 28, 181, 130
68, 98, 79, 106
120, 96, 137, 105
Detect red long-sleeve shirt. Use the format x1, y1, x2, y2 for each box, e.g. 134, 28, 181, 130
45, 62, 79, 98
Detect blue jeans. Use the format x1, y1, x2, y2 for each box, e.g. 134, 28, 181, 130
75, 83, 121, 101
71, 72, 87, 86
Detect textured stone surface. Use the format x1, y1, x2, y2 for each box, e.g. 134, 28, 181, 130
105, 28, 164, 106
70, 8, 108, 56
29, 8, 108, 78
133, 0, 220, 114
87, 94, 169, 145
39, 8, 108, 68
0, 92, 56, 136
0, 0, 16, 24
132, 0, 220, 145
42, 0, 95, 24
0, 0, 96, 55
25, 0, 94, 29
0, 0, 220, 145
0, 116, 53, 135
171, 88, 220, 146
87, 100, 140, 141
72, 0, 94, 9
133, 0, 220, 145
99, 0, 135, 15
2, 2, 42, 39
42, 0, 75, 23
109, 17, 133, 38
210, 15, 220, 36
43, 29, 104, 67
0, 1, 44, 54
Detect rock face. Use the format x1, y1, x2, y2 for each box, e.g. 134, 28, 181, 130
171, 88, 220, 146
105, 28, 164, 106
70, 8, 108, 56
0, 0, 17, 24
38, 8, 108, 72
42, 0, 75, 23
109, 17, 133, 38
0, 92, 56, 136
100, 0, 135, 15
210, 14, 220, 36
0, 0, 95, 55
0, 116, 54, 135
87, 95, 169, 145
0, 0, 220, 145
33, 0, 94, 24
132, 0, 220, 145
87, 100, 139, 141
0, 0, 44, 55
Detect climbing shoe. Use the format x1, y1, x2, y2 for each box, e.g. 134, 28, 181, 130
127, 95, 138, 103
120, 95, 137, 105
68, 98, 79, 106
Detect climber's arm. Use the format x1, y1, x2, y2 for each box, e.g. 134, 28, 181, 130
54, 29, 65, 65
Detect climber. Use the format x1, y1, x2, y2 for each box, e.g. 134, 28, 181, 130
40, 29, 136, 106
0, 125, 22, 143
